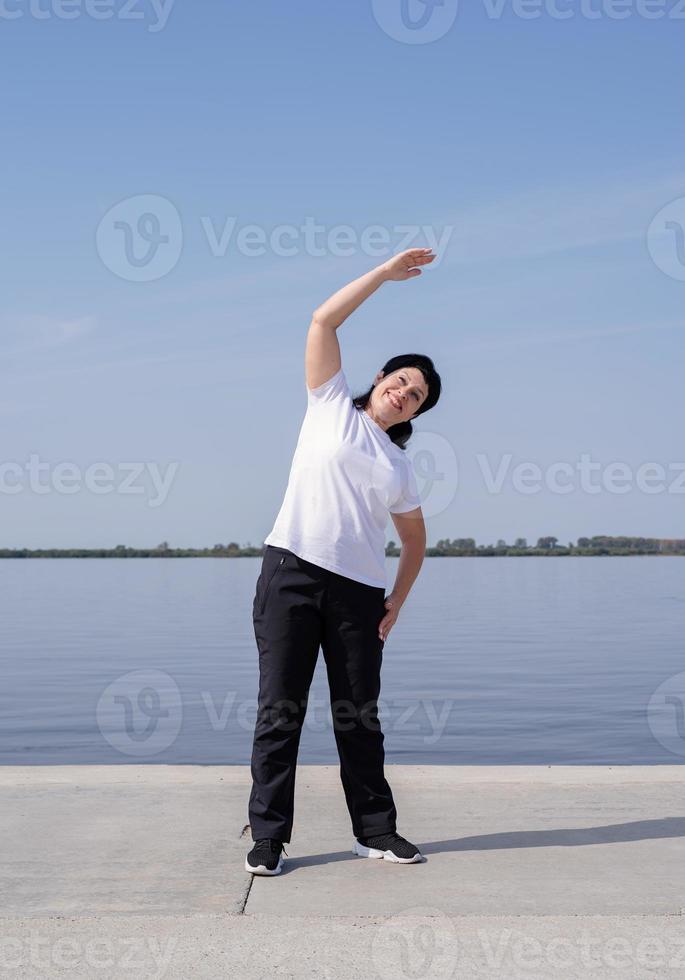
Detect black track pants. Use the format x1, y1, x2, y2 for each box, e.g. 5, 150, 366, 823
248, 545, 398, 843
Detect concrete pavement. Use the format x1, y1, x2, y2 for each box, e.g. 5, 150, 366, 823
1, 765, 684, 978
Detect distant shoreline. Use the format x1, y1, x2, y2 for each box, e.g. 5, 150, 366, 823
2, 537, 684, 559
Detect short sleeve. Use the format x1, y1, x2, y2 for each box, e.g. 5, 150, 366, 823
389, 456, 422, 514
306, 367, 350, 407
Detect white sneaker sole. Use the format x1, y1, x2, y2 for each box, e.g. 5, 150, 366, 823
352, 840, 425, 864
244, 854, 284, 875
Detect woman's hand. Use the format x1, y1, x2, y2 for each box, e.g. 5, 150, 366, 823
381, 247, 436, 282
378, 592, 403, 642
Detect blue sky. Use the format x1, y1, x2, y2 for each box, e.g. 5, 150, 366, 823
2, 0, 683, 549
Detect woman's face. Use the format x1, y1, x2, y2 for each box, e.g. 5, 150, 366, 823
369, 367, 429, 427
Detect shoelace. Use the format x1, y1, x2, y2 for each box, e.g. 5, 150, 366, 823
363, 832, 401, 847
254, 838, 288, 857
362, 832, 420, 856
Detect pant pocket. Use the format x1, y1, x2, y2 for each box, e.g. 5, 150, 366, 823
256, 552, 287, 616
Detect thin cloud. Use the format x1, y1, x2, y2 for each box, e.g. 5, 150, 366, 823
443, 171, 685, 265
1, 314, 97, 354
456, 318, 683, 353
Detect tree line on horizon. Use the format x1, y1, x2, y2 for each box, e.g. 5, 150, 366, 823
1, 536, 684, 558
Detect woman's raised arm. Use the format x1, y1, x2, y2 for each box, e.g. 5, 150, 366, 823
305, 248, 435, 390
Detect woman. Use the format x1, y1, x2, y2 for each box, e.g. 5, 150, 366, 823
245, 247, 442, 875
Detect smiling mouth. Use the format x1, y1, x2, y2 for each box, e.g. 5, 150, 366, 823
386, 392, 402, 411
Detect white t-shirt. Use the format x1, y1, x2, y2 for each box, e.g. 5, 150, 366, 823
263, 366, 422, 588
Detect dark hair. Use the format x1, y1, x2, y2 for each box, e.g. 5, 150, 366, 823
352, 353, 442, 451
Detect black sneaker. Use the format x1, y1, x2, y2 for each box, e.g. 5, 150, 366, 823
245, 838, 288, 875
353, 831, 424, 864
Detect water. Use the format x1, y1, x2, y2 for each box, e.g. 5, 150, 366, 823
1, 557, 684, 765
